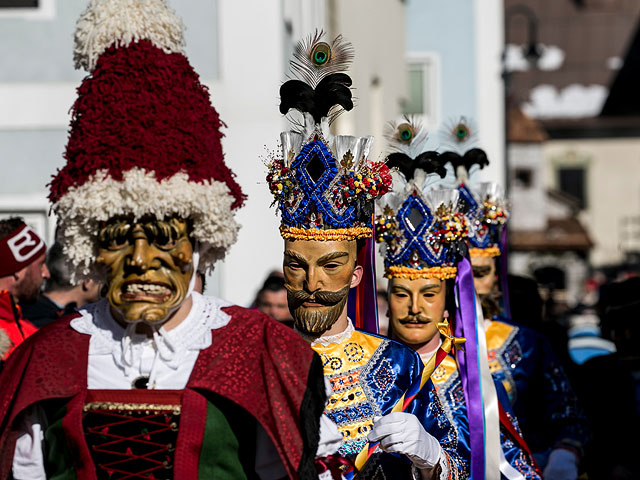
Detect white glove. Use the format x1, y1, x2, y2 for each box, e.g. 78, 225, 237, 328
543, 448, 578, 480
367, 412, 442, 470
317, 415, 343, 457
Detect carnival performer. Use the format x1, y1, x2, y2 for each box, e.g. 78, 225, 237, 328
376, 118, 541, 479
0, 217, 49, 361
0, 1, 338, 479
264, 32, 468, 479
440, 119, 589, 480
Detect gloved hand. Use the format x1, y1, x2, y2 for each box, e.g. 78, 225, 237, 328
543, 448, 578, 480
367, 412, 442, 470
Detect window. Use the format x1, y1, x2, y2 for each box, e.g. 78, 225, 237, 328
0, 0, 53, 19
514, 167, 533, 188
403, 66, 425, 115
0, 0, 38, 7
558, 167, 586, 208
401, 53, 440, 127
0, 194, 54, 246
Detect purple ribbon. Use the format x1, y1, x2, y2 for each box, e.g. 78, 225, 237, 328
347, 235, 379, 334
499, 227, 511, 320
454, 257, 486, 479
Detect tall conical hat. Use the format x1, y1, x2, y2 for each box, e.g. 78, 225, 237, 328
50, 0, 245, 280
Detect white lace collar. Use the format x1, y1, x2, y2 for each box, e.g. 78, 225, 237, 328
296, 318, 355, 347
419, 337, 443, 363
71, 292, 232, 373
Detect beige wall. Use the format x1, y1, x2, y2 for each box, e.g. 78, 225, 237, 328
328, 0, 406, 162
543, 138, 640, 267
509, 143, 547, 231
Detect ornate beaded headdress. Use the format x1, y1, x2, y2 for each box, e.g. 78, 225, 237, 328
464, 182, 509, 258
266, 31, 392, 241
375, 118, 468, 279
438, 118, 508, 258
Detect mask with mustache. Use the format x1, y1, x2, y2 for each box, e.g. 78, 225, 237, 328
285, 284, 351, 334
479, 284, 503, 320
397, 313, 431, 325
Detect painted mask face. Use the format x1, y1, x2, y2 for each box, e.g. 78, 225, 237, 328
471, 255, 497, 296
97, 217, 194, 324
388, 277, 446, 347
283, 239, 357, 335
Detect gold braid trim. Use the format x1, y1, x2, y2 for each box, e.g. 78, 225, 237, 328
83, 401, 181, 415
469, 246, 501, 258
280, 226, 372, 241
384, 265, 458, 280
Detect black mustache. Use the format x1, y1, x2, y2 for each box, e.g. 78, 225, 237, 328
398, 314, 430, 325
285, 284, 350, 308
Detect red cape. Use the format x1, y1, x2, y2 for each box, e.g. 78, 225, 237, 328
0, 304, 325, 479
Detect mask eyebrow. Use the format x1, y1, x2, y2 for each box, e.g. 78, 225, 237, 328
283, 250, 309, 266
317, 251, 350, 265
390, 284, 411, 294
420, 283, 441, 292
390, 283, 441, 294
472, 266, 492, 277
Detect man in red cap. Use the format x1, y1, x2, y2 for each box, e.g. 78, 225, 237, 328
0, 217, 49, 360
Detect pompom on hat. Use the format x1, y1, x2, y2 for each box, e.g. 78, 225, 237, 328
50, 0, 245, 280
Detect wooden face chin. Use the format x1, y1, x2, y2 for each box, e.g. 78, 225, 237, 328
97, 217, 194, 324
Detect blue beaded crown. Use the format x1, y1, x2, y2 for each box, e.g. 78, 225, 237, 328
376, 119, 468, 279
463, 182, 509, 257
266, 32, 391, 241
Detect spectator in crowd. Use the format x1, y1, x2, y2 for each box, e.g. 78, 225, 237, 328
0, 217, 49, 360
507, 273, 573, 370
570, 277, 640, 479
21, 242, 101, 328
253, 272, 293, 327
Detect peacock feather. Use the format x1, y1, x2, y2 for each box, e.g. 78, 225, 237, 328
280, 31, 355, 124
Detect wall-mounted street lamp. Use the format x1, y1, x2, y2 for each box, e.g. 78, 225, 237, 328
504, 5, 543, 73
502, 4, 543, 194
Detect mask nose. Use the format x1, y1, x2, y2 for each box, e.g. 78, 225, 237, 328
305, 267, 323, 294
130, 237, 153, 272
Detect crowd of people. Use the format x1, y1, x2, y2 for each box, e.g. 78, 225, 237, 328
0, 1, 637, 479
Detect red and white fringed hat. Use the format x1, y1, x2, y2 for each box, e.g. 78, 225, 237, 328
49, 0, 245, 281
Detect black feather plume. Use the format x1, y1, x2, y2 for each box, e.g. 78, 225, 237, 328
279, 73, 353, 123
439, 148, 489, 176
387, 151, 445, 180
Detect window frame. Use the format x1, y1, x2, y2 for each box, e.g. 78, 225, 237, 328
557, 166, 587, 209
0, 0, 54, 20
402, 52, 441, 129
0, 193, 55, 245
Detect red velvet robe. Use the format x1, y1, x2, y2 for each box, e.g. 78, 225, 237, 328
0, 305, 325, 479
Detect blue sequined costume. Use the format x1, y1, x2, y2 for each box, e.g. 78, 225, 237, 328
486, 317, 589, 465
312, 321, 469, 479
430, 353, 541, 479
